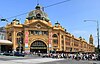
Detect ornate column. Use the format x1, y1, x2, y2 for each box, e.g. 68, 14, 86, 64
59, 34, 62, 51
64, 35, 66, 51
12, 30, 16, 51
48, 29, 52, 53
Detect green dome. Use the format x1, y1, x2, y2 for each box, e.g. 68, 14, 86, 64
55, 21, 60, 26
26, 5, 50, 22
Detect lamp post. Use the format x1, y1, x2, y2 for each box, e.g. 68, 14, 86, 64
0, 18, 9, 24
19, 32, 23, 53
84, 20, 99, 52
19, 40, 22, 53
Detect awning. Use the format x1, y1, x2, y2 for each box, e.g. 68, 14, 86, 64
0, 40, 12, 45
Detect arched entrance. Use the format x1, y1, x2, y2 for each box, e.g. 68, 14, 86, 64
30, 40, 47, 53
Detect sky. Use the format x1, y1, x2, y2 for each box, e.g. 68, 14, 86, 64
0, 0, 100, 47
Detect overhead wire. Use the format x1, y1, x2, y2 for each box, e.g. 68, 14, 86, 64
44, 0, 70, 8
5, 0, 70, 20
6, 12, 29, 19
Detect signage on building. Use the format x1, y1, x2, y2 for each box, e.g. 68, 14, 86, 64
48, 32, 52, 48
30, 47, 47, 49
25, 31, 29, 48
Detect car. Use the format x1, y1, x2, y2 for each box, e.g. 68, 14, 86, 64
3, 52, 13, 56
14, 52, 25, 57
0, 52, 4, 55
96, 54, 100, 60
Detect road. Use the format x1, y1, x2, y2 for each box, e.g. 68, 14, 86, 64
0, 55, 100, 64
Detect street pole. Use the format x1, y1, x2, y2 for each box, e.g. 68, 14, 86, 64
84, 20, 99, 52
19, 32, 23, 53
19, 40, 21, 53
97, 21, 99, 50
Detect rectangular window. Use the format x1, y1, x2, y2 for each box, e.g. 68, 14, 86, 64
1, 34, 3, 40
0, 35, 1, 40
53, 39, 58, 44
44, 31, 48, 35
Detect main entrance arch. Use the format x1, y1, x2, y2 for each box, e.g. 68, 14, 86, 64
30, 40, 47, 53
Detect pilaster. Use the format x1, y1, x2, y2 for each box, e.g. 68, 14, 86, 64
59, 34, 62, 51
12, 30, 16, 51
63, 35, 66, 51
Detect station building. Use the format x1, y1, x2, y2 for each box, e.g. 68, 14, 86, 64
0, 27, 6, 40
0, 27, 12, 52
5, 5, 95, 53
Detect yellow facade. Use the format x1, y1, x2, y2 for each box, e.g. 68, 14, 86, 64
5, 5, 95, 53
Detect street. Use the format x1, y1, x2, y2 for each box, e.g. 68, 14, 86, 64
0, 55, 100, 64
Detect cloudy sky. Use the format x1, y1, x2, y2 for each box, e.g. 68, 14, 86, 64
0, 0, 100, 47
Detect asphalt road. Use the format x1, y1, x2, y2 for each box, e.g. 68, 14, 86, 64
0, 55, 100, 64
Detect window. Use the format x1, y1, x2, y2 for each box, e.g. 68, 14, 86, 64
44, 31, 48, 35
2, 35, 5, 40
0, 35, 1, 39
31, 41, 46, 46
1, 34, 3, 39
17, 32, 23, 36
39, 31, 42, 35
36, 13, 41, 19
61, 35, 63, 39
53, 39, 58, 44
52, 34, 57, 37
30, 30, 34, 34
30, 30, 49, 35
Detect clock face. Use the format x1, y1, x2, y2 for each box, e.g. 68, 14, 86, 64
36, 24, 41, 29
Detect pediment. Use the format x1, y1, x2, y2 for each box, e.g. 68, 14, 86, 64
26, 21, 52, 29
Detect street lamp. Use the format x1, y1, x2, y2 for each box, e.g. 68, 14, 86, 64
19, 40, 22, 53
1, 18, 8, 22
84, 20, 99, 51
19, 32, 23, 53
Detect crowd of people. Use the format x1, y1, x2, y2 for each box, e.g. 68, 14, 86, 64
35, 52, 100, 61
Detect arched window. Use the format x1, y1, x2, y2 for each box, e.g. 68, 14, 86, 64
36, 13, 41, 19
17, 32, 23, 36
17, 32, 23, 44
52, 34, 58, 44
52, 34, 57, 38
